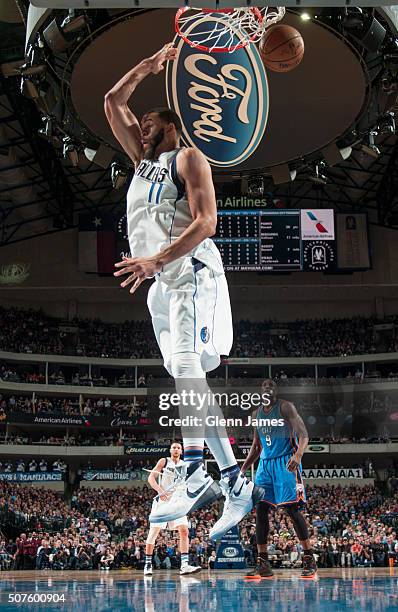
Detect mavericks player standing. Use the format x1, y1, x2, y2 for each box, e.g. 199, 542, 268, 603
145, 442, 201, 575
104, 43, 263, 540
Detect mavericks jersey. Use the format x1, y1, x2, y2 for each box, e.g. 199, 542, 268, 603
127, 148, 224, 276
159, 457, 185, 491
257, 400, 298, 460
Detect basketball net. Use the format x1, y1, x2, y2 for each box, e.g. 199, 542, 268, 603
175, 6, 286, 53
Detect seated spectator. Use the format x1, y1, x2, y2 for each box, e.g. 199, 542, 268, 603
100, 547, 114, 571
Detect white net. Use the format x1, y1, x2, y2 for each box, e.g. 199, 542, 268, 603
175, 6, 286, 53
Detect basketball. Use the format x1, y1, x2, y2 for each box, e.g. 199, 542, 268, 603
259, 24, 304, 73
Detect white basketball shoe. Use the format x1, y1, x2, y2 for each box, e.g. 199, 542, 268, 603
149, 462, 222, 524
209, 473, 264, 541
180, 564, 202, 575
144, 563, 153, 575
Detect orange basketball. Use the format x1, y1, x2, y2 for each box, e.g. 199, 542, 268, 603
259, 24, 304, 73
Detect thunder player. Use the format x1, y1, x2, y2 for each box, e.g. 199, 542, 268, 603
241, 379, 317, 579
104, 43, 263, 540
145, 442, 201, 575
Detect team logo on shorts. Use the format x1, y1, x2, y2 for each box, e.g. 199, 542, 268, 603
200, 326, 210, 343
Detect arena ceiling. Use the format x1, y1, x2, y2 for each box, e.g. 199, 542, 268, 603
1, 1, 398, 245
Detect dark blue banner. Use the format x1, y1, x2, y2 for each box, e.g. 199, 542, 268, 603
0, 471, 63, 482
214, 526, 246, 569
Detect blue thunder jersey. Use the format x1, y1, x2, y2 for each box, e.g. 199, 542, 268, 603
257, 400, 298, 459
126, 148, 224, 278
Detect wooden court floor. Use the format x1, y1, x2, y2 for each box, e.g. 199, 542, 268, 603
0, 568, 395, 611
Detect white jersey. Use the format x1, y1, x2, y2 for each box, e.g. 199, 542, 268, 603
159, 457, 185, 491
127, 148, 224, 276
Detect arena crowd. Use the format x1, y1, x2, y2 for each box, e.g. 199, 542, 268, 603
1, 307, 397, 359
0, 482, 397, 571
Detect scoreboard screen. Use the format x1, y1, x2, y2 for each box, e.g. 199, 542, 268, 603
214, 209, 335, 272
215, 210, 301, 271
116, 208, 337, 273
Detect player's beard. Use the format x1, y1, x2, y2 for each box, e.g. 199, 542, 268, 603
144, 128, 165, 161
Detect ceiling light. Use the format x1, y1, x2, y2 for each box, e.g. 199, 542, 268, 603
340, 146, 352, 160
309, 165, 327, 186
378, 112, 395, 135
38, 116, 53, 140
248, 177, 264, 197
322, 143, 352, 165
111, 162, 128, 189
63, 137, 79, 166
361, 131, 380, 159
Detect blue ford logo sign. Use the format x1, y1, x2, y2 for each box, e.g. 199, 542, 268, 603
166, 16, 269, 167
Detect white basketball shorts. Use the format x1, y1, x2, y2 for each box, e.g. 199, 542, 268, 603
147, 256, 233, 375
156, 516, 189, 531
150, 498, 189, 530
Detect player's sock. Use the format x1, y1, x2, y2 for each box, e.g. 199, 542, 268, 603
145, 555, 152, 567
181, 553, 189, 568
183, 449, 203, 465
220, 464, 240, 486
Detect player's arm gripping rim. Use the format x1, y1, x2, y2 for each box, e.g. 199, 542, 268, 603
280, 401, 309, 472
240, 409, 262, 474
147, 457, 170, 501
104, 43, 177, 165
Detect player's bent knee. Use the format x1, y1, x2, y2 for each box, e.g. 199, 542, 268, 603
178, 525, 189, 536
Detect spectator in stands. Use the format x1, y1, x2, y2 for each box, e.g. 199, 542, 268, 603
16, 460, 25, 473
36, 538, 51, 570
100, 547, 114, 570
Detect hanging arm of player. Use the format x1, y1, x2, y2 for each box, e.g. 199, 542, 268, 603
281, 402, 309, 472
147, 457, 170, 501
104, 43, 177, 164
240, 423, 262, 474
114, 148, 218, 293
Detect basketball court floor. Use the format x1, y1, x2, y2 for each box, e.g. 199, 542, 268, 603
0, 569, 396, 611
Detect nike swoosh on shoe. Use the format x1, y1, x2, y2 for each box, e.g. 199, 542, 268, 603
233, 481, 245, 497
187, 482, 209, 499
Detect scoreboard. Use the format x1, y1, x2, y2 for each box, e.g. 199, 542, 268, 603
116, 208, 339, 273
215, 209, 336, 272
215, 210, 301, 272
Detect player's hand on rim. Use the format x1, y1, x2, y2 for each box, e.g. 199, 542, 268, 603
114, 255, 162, 294
149, 42, 177, 74
286, 452, 302, 472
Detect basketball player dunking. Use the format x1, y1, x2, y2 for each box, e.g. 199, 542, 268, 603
104, 43, 263, 540
241, 379, 317, 579
145, 442, 201, 575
